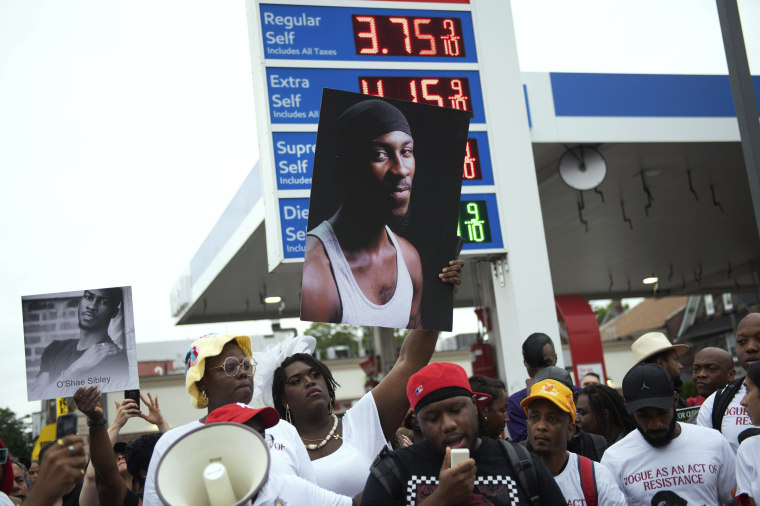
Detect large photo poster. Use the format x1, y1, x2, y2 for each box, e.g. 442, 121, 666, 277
301, 89, 469, 331
23, 286, 138, 401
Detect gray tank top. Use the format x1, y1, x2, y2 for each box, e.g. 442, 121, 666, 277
307, 221, 413, 328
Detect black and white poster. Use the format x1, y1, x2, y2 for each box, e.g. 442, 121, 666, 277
301, 89, 469, 331
23, 286, 138, 401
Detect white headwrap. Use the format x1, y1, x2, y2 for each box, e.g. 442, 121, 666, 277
252, 335, 317, 408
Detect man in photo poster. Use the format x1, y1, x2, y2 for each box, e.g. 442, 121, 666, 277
301, 90, 468, 330
28, 287, 133, 400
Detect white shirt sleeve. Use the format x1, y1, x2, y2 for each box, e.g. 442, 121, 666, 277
600, 447, 625, 492
141, 431, 172, 505
736, 436, 760, 500
716, 434, 737, 502
254, 474, 352, 506
347, 391, 389, 457
595, 461, 627, 505
697, 390, 716, 427
266, 419, 315, 482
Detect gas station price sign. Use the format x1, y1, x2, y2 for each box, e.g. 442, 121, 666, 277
252, 1, 508, 262
259, 4, 477, 63
457, 194, 503, 249
352, 14, 465, 57
265, 68, 486, 124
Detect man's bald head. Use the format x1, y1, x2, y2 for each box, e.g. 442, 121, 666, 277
692, 347, 735, 397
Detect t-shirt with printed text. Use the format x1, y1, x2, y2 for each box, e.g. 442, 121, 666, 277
553, 452, 626, 506
601, 422, 735, 506
696, 381, 759, 453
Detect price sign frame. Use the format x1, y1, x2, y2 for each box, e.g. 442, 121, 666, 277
247, 0, 512, 271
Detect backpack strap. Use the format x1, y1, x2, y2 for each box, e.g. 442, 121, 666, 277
499, 439, 542, 506
368, 446, 404, 503
577, 455, 598, 506
711, 376, 744, 430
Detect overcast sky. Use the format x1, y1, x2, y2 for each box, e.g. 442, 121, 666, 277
1, 0, 758, 420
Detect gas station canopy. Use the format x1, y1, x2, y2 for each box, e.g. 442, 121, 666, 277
170, 0, 760, 327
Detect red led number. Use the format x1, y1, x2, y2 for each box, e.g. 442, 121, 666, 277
462, 139, 482, 181
355, 16, 379, 54
359, 77, 473, 117
352, 15, 465, 57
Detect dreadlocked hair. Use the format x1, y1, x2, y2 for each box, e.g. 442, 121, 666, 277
581, 383, 636, 439
272, 353, 340, 420
469, 376, 506, 437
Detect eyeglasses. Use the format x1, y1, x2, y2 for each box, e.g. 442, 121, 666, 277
0, 448, 7, 465
207, 356, 256, 377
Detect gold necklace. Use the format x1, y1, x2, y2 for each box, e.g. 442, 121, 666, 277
301, 414, 340, 450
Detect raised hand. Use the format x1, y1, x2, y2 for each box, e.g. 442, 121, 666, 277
439, 259, 464, 289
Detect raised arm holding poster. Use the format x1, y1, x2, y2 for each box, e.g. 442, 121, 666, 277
301, 89, 469, 331
23, 286, 138, 401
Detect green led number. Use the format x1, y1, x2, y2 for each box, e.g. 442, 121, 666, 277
457, 200, 491, 244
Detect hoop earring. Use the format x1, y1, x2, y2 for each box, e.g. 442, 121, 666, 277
329, 401, 333, 415
285, 404, 292, 424
199, 390, 208, 408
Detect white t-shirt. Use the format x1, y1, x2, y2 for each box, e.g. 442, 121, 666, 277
554, 452, 626, 506
697, 381, 759, 453
601, 422, 736, 506
0, 492, 13, 506
736, 434, 760, 501
142, 418, 315, 505
312, 391, 389, 497
253, 473, 351, 506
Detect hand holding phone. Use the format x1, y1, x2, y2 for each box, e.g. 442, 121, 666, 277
56, 413, 78, 439
450, 448, 469, 468
124, 389, 141, 410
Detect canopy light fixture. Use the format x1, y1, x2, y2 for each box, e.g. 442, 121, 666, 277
642, 276, 658, 285
263, 296, 282, 304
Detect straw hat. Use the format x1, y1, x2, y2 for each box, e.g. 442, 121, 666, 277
631, 332, 689, 364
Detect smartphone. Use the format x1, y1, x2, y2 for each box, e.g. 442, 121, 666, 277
450, 448, 469, 468
124, 389, 140, 410
56, 413, 78, 439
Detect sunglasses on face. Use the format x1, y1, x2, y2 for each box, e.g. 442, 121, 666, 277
207, 356, 256, 377
0, 448, 7, 465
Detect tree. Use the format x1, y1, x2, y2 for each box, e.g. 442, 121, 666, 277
0, 407, 34, 459
306, 322, 367, 358
593, 299, 630, 325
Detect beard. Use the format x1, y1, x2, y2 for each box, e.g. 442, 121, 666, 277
637, 412, 677, 448
387, 208, 411, 234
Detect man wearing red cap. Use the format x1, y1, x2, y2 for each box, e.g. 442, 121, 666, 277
362, 362, 566, 505
206, 403, 355, 506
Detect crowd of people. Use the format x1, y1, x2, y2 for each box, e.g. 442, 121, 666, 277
3, 307, 759, 505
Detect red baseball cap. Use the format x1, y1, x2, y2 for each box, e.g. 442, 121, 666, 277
407, 362, 491, 412
205, 403, 280, 429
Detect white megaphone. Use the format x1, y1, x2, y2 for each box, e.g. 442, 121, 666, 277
155, 422, 270, 506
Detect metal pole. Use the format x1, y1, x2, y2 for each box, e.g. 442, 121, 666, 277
716, 0, 760, 239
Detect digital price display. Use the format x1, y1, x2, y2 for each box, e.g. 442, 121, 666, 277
352, 15, 465, 57
462, 132, 493, 186
458, 200, 491, 244
258, 4, 477, 63
359, 76, 473, 116
458, 194, 503, 250
264, 68, 486, 124
462, 139, 481, 181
